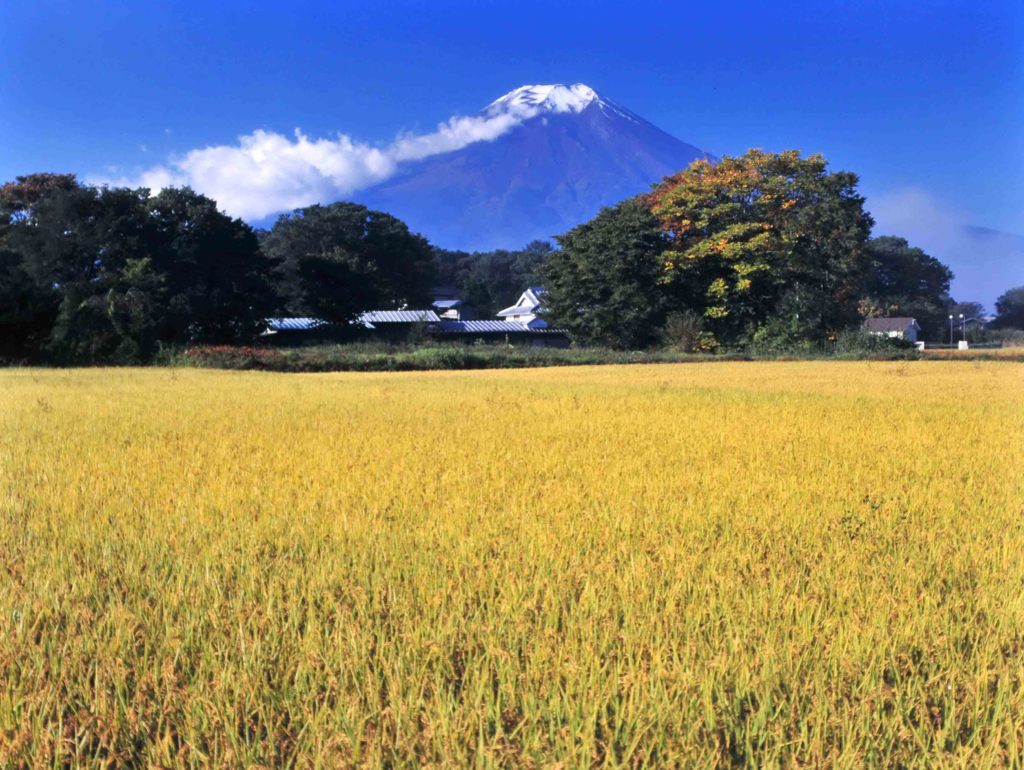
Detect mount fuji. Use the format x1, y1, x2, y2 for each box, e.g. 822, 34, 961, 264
356, 84, 712, 251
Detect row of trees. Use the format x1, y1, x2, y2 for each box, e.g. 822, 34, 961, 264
434, 240, 550, 316
0, 175, 440, 362
544, 150, 1013, 349
3, 153, 1021, 362
1, 175, 277, 362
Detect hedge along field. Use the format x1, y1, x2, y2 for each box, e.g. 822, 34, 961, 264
1, 362, 1023, 768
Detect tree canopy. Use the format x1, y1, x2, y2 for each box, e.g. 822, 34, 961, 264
262, 202, 436, 323
434, 240, 551, 316
544, 198, 668, 349
859, 235, 953, 338
992, 286, 1024, 329
647, 149, 874, 344
1, 180, 276, 363
0, 152, 972, 361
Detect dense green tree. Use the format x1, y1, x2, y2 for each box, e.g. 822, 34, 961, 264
859, 236, 953, 339
544, 198, 668, 349
147, 187, 278, 343
0, 246, 57, 361
647, 150, 873, 344
948, 301, 986, 321
3, 182, 276, 362
0, 174, 79, 361
434, 240, 551, 315
6, 186, 160, 361
263, 202, 436, 322
992, 286, 1024, 329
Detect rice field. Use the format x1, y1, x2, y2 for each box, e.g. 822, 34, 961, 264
1, 361, 1023, 768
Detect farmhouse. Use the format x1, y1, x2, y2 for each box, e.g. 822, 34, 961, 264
262, 287, 568, 346
862, 317, 921, 342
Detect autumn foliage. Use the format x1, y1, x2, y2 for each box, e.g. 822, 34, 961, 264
647, 149, 874, 343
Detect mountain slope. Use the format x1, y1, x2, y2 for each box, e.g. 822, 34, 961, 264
357, 84, 711, 251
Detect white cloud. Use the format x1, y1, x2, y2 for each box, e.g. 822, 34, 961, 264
869, 187, 1024, 307
389, 112, 522, 162
91, 109, 536, 221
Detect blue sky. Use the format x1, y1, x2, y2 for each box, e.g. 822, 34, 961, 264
2, 0, 1022, 301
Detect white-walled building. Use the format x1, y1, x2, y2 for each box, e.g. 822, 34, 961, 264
496, 287, 549, 329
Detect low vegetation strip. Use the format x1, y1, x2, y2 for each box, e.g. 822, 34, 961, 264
173, 339, 922, 372
177, 344, 730, 371
2, 362, 1023, 766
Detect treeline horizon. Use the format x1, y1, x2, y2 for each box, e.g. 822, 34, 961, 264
2, 152, 1023, 364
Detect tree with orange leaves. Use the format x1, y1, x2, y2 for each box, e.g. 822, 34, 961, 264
647, 149, 873, 344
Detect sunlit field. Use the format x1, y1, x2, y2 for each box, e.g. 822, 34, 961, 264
2, 362, 1023, 768
923, 346, 1024, 361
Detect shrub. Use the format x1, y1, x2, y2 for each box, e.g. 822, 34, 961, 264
663, 312, 717, 353
833, 330, 917, 358
985, 327, 1024, 347
181, 345, 287, 369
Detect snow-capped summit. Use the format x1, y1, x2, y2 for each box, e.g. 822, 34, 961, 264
358, 83, 713, 250
486, 83, 602, 116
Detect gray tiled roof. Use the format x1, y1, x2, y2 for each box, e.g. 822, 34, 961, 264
265, 317, 328, 332
440, 320, 564, 334
359, 310, 441, 324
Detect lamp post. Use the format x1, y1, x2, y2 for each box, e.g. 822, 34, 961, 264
949, 314, 954, 346
959, 313, 965, 343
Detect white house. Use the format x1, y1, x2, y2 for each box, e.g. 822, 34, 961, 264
862, 317, 921, 342
496, 286, 549, 329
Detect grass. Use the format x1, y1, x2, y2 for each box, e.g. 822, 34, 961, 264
2, 361, 1023, 767
922, 346, 1024, 361
172, 343, 733, 371
171, 341, 919, 372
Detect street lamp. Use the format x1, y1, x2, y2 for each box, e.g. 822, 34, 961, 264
949, 314, 954, 345
959, 313, 965, 343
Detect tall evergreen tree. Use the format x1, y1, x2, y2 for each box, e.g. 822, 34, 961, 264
992, 286, 1024, 329
544, 198, 668, 349
859, 235, 953, 338
147, 187, 279, 343
263, 202, 436, 322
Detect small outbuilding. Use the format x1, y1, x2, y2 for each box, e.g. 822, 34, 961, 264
862, 317, 921, 342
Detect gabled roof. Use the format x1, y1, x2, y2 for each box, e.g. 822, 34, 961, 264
432, 299, 463, 309
862, 317, 920, 332
497, 287, 546, 317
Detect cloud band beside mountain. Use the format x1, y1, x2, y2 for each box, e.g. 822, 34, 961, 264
91, 109, 530, 221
